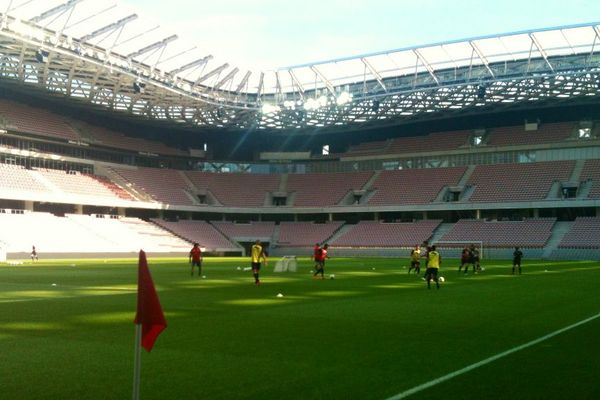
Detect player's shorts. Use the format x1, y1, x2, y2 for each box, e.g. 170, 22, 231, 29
192, 260, 202, 267
411, 260, 420, 267
317, 260, 325, 269
425, 267, 439, 279
251, 262, 261, 271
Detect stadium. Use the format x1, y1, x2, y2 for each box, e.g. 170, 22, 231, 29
1, 1, 599, 400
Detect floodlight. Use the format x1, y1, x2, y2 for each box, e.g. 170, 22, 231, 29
336, 91, 353, 106
261, 103, 280, 114
304, 98, 318, 111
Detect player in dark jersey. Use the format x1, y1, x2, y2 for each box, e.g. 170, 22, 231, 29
512, 246, 523, 275
459, 247, 472, 273
189, 243, 203, 276
470, 244, 481, 273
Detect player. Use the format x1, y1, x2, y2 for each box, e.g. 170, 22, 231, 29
31, 245, 38, 262
189, 243, 202, 276
425, 245, 441, 289
458, 246, 471, 273
313, 243, 329, 279
250, 239, 268, 285
408, 244, 421, 274
312, 243, 322, 273
512, 246, 523, 275
470, 244, 481, 273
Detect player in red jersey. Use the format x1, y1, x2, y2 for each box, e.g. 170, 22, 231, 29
189, 243, 203, 276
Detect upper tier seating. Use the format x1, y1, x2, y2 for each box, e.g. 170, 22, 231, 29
558, 217, 600, 248
185, 171, 281, 207
579, 159, 600, 199
331, 220, 442, 247
438, 218, 556, 248
286, 171, 374, 206
467, 161, 574, 202
386, 130, 472, 155
277, 221, 343, 246
0, 99, 79, 141
211, 221, 276, 239
150, 219, 238, 249
77, 122, 188, 157
486, 122, 574, 147
112, 167, 195, 205
368, 167, 467, 205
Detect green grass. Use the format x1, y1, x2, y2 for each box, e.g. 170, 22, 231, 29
1, 256, 599, 400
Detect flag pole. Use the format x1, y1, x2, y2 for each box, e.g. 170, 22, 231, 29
132, 323, 142, 400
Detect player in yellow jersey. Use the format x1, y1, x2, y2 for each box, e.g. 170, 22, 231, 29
425, 245, 441, 289
250, 239, 268, 285
408, 244, 421, 274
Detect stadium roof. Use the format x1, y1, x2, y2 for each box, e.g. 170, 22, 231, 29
1, 1, 600, 132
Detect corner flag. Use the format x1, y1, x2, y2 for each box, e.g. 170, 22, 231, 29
134, 250, 166, 352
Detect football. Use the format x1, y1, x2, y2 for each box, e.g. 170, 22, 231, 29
438, 276, 445, 282
329, 274, 335, 279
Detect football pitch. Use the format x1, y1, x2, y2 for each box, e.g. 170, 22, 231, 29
1, 256, 599, 400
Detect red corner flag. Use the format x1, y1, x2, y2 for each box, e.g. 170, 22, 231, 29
134, 250, 166, 352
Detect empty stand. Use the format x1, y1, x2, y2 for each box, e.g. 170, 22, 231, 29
112, 166, 195, 205
212, 221, 275, 240
439, 218, 556, 248
558, 217, 600, 248
331, 220, 442, 247
385, 130, 471, 154
77, 122, 188, 157
467, 161, 574, 202
0, 163, 48, 195
151, 219, 238, 250
0, 99, 79, 141
579, 159, 600, 199
0, 212, 189, 253
486, 122, 574, 147
185, 171, 280, 207
277, 221, 343, 246
368, 167, 467, 205
286, 171, 373, 207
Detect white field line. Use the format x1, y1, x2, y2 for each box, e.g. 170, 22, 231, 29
385, 311, 600, 400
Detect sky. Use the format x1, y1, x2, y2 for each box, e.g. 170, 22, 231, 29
122, 0, 600, 70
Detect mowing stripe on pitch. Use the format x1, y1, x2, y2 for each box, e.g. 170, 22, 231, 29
385, 312, 600, 400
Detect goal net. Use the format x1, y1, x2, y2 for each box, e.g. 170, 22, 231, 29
273, 256, 297, 272
433, 241, 484, 259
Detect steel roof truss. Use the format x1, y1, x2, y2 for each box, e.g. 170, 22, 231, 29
79, 14, 138, 43
169, 55, 213, 75
194, 63, 228, 85
127, 35, 178, 59
29, 0, 84, 24
361, 57, 387, 92
310, 65, 336, 96
214, 67, 239, 90
413, 49, 440, 85
529, 33, 554, 72
288, 69, 305, 93
469, 41, 495, 78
